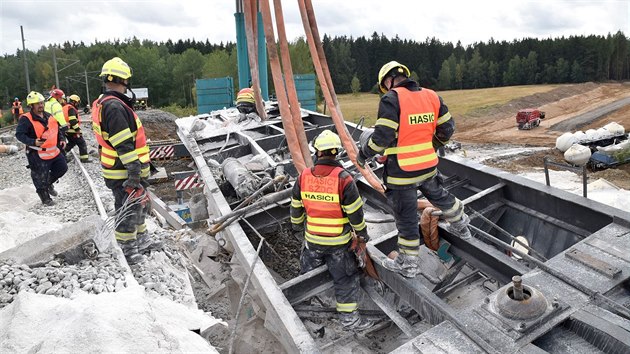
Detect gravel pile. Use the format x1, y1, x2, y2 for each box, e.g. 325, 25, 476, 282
0, 253, 128, 309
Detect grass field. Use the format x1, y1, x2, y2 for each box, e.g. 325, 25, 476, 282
329, 85, 560, 126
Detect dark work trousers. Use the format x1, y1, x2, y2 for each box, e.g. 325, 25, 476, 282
109, 179, 151, 242
65, 133, 88, 158
300, 242, 360, 311
26, 151, 68, 193
385, 174, 460, 248
419, 175, 461, 221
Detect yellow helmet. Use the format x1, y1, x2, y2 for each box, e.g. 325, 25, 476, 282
68, 94, 81, 103
100, 57, 132, 82
377, 61, 410, 93
313, 130, 342, 152
26, 91, 45, 105
236, 88, 255, 104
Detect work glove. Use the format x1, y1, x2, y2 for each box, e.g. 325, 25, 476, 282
122, 162, 142, 191
356, 230, 369, 243
356, 150, 368, 169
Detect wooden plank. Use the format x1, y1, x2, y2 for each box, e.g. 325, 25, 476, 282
565, 248, 621, 278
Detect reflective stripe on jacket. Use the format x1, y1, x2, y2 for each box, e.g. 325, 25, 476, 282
384, 87, 439, 172
62, 104, 81, 133
22, 112, 60, 160
299, 166, 352, 246
44, 98, 67, 128
92, 95, 150, 179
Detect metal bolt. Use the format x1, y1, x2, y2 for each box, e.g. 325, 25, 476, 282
484, 297, 490, 304
512, 275, 524, 301
519, 322, 527, 329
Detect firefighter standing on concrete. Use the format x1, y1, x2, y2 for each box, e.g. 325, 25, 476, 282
15, 91, 68, 206
357, 61, 471, 278
63, 94, 90, 162
11, 97, 23, 124
45, 89, 69, 134
290, 130, 373, 331
92, 57, 160, 265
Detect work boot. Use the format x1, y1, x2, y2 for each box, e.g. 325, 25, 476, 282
80, 156, 91, 163
136, 232, 163, 253
48, 184, 58, 197
382, 252, 421, 278
339, 311, 374, 331
37, 190, 55, 206
119, 240, 147, 265
449, 214, 472, 239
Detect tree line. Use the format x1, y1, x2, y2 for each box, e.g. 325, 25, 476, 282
1, 31, 628, 112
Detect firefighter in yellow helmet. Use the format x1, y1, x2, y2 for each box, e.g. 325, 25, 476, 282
290, 130, 373, 331
63, 94, 90, 162
92, 57, 161, 265
15, 91, 68, 205
357, 61, 470, 278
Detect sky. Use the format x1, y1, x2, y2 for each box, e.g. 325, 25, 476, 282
0, 0, 629, 56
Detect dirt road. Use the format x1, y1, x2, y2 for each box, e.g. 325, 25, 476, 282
455, 82, 630, 146
453, 82, 630, 189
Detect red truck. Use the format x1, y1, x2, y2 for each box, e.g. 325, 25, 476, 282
516, 109, 545, 130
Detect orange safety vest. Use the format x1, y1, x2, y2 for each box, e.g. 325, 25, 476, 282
12, 101, 23, 114
62, 104, 80, 133
384, 87, 440, 171
299, 166, 352, 246
22, 112, 60, 160
92, 95, 150, 179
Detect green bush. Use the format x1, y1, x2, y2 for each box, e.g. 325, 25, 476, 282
159, 104, 198, 118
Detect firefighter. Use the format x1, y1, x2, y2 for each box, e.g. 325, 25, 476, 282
357, 61, 471, 278
92, 57, 160, 265
45, 89, 69, 133
11, 97, 23, 124
15, 91, 68, 206
235, 87, 258, 121
290, 130, 373, 331
63, 94, 90, 162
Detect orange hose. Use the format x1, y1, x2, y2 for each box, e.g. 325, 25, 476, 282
272, 0, 312, 167
259, 0, 307, 172
243, 0, 267, 120
298, 0, 384, 194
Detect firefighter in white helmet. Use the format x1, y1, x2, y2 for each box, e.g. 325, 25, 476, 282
357, 61, 471, 278
290, 130, 373, 331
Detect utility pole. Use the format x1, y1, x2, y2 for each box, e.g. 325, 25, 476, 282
20, 26, 30, 92
53, 48, 60, 88
84, 70, 90, 106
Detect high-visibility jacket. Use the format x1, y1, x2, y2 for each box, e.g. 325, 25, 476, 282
62, 104, 81, 133
44, 98, 67, 128
92, 95, 150, 180
299, 166, 353, 246
383, 87, 440, 172
12, 101, 23, 114
21, 112, 60, 160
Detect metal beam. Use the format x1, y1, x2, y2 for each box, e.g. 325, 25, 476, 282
280, 265, 334, 305
178, 129, 319, 353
